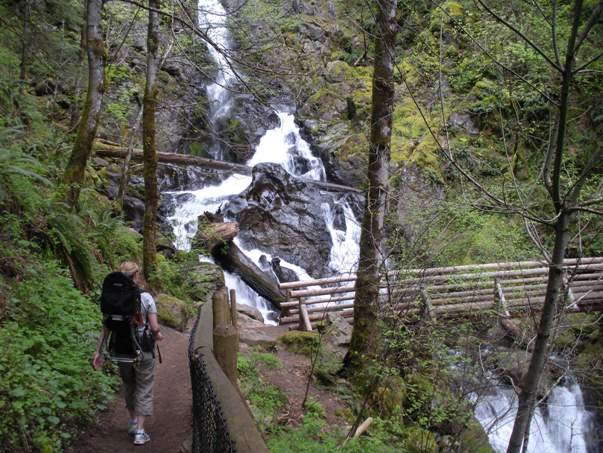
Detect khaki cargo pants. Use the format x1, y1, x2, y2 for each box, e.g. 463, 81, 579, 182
118, 352, 156, 416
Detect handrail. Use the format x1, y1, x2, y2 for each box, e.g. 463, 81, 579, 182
187, 289, 268, 453
278, 257, 603, 327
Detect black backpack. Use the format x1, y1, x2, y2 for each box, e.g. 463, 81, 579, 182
100, 272, 143, 363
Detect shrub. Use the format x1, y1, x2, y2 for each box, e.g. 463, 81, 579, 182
0, 261, 118, 452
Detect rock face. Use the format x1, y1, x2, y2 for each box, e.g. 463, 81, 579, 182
394, 164, 444, 251
222, 163, 334, 277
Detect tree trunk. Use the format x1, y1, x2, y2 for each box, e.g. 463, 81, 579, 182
344, 0, 397, 374
61, 0, 106, 208
507, 213, 572, 452
116, 105, 143, 212
142, 0, 160, 281
19, 0, 30, 85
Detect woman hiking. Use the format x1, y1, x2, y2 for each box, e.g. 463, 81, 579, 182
92, 261, 164, 446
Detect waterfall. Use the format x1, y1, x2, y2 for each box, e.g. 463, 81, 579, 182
166, 0, 360, 319
474, 377, 595, 452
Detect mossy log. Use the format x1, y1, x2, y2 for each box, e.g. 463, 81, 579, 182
192, 217, 240, 252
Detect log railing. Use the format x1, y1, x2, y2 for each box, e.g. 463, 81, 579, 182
278, 257, 603, 329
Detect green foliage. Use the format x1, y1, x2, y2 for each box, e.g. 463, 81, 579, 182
0, 261, 118, 452
419, 201, 539, 266
250, 350, 282, 370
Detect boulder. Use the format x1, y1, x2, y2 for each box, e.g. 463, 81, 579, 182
237, 312, 265, 329
237, 303, 264, 323
271, 257, 299, 283
222, 163, 334, 277
323, 312, 352, 348
239, 328, 278, 348
493, 348, 551, 397
155, 293, 191, 332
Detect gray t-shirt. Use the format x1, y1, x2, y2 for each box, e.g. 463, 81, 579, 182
138, 292, 157, 335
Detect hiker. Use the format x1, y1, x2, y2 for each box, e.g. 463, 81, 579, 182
92, 261, 164, 446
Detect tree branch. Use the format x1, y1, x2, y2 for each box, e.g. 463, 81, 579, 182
475, 0, 562, 72
573, 0, 603, 54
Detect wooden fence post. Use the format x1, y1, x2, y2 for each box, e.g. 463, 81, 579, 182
213, 286, 239, 385
419, 287, 435, 321
298, 297, 313, 331
230, 288, 238, 328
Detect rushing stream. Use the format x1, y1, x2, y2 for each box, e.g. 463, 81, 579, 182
474, 376, 596, 452
164, 0, 597, 451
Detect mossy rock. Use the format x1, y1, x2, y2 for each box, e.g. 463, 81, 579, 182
155, 293, 191, 332
183, 261, 224, 302
458, 419, 495, 453
402, 426, 437, 453
277, 331, 319, 356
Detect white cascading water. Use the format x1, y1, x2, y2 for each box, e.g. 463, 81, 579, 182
474, 377, 594, 452
198, 0, 235, 124
167, 0, 359, 323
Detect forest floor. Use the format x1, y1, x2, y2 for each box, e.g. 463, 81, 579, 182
67, 326, 191, 453
239, 334, 349, 430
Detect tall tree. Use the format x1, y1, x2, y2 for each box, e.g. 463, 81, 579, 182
61, 0, 106, 208
344, 0, 397, 374
142, 0, 160, 281
505, 1, 603, 450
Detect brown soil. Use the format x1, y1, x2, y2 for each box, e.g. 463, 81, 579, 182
241, 342, 349, 429
68, 326, 191, 453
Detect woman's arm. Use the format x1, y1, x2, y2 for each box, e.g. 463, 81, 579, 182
92, 326, 109, 370
148, 313, 164, 341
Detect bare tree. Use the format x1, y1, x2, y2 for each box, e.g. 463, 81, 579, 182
141, 0, 161, 281
61, 0, 106, 208
344, 0, 398, 375
503, 1, 603, 450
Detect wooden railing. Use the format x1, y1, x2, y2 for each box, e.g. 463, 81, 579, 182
278, 257, 603, 329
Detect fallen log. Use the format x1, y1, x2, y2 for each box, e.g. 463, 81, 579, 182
212, 240, 288, 307
192, 217, 239, 252
95, 144, 362, 193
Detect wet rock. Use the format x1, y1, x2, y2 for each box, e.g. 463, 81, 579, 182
492, 348, 551, 397
271, 257, 299, 283
238, 312, 265, 328
123, 196, 145, 231
237, 304, 264, 323
223, 163, 334, 277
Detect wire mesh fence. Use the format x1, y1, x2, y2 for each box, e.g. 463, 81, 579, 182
188, 307, 235, 453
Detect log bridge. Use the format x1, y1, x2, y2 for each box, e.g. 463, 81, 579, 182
278, 257, 603, 331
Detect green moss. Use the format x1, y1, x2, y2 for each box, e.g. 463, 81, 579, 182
278, 331, 319, 356
391, 99, 441, 175
459, 420, 495, 453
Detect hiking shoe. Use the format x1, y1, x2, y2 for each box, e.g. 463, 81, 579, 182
133, 430, 150, 445
128, 420, 137, 435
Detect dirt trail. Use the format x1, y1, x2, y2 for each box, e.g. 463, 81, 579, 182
69, 326, 191, 453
